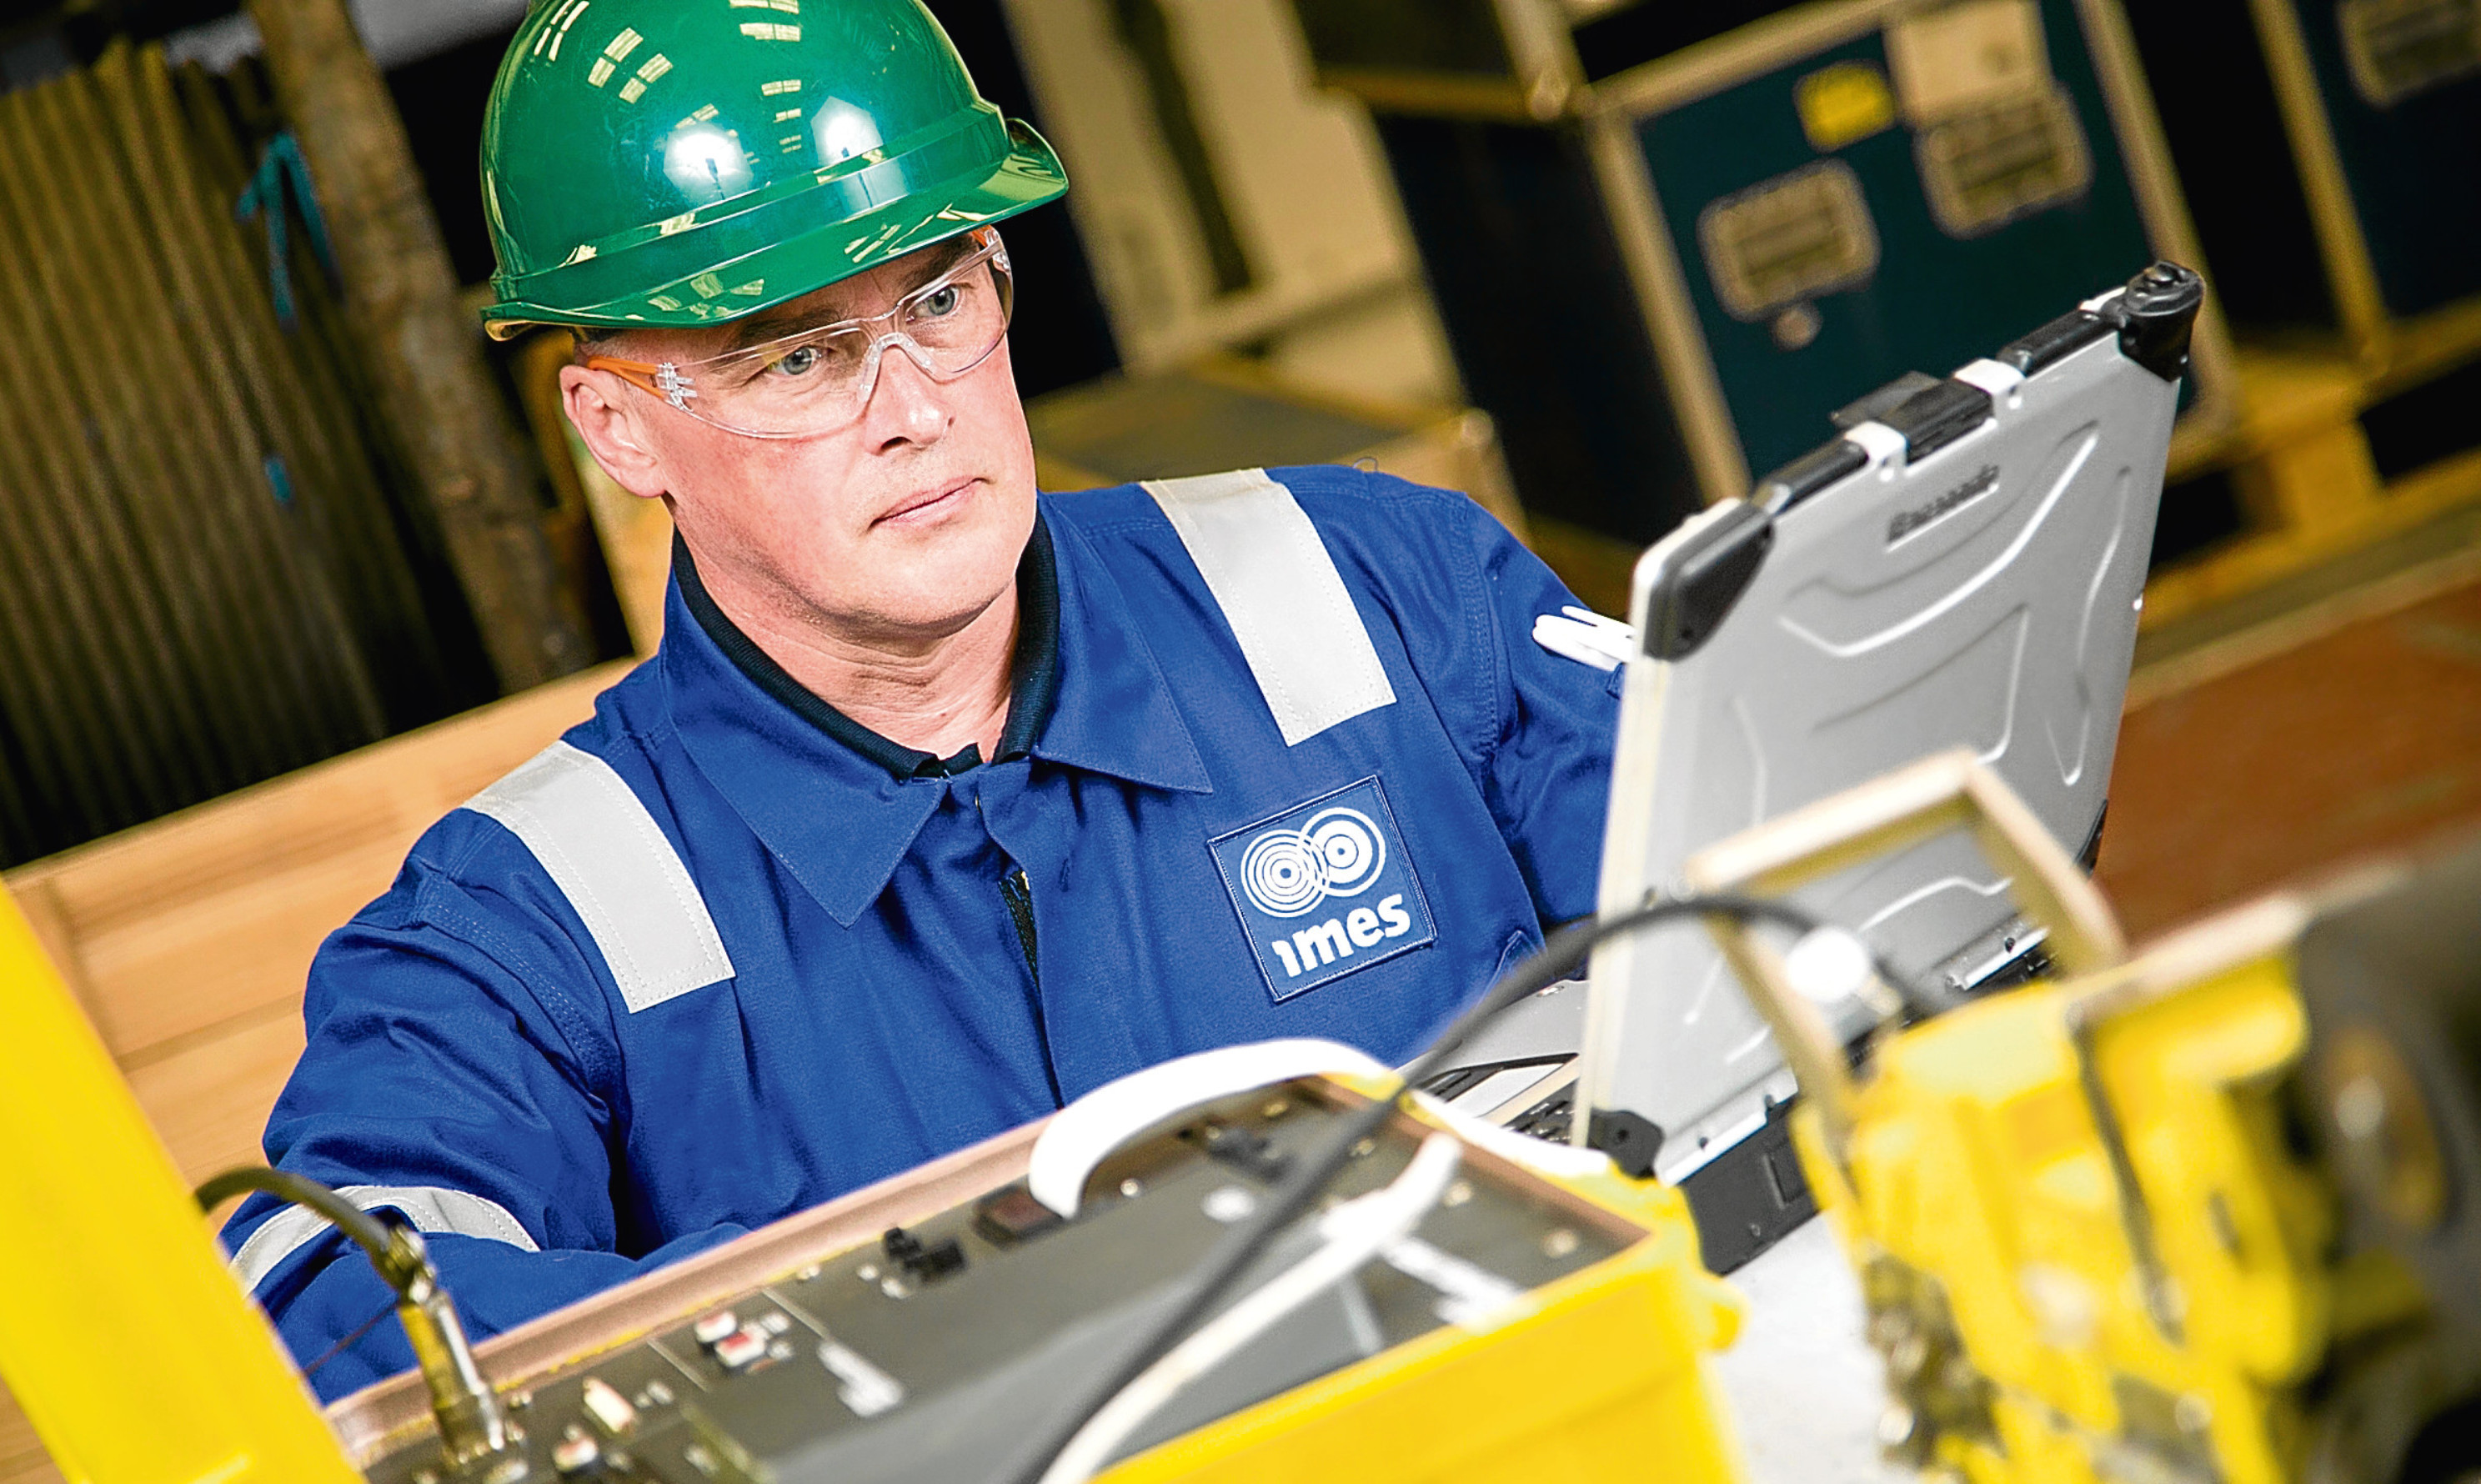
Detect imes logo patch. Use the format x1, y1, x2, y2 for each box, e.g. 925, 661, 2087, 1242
1211, 777, 1435, 1001
1238, 807, 1386, 917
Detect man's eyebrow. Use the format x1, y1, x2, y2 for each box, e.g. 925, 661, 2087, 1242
898, 237, 977, 287
719, 240, 980, 351
724, 311, 810, 352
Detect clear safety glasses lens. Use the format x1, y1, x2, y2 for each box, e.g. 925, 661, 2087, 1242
595, 234, 1014, 440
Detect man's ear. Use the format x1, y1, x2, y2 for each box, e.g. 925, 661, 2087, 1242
560, 364, 670, 499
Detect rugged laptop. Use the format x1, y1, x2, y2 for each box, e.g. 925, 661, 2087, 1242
1439, 262, 2202, 1273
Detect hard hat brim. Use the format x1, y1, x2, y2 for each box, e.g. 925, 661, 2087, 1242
479, 119, 1067, 343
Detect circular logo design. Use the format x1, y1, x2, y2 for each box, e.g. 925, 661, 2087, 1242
1238, 807, 1386, 918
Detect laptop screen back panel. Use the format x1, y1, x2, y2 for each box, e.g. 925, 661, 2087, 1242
1579, 315, 2177, 1185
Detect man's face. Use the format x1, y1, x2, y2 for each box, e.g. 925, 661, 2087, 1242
562, 239, 1038, 645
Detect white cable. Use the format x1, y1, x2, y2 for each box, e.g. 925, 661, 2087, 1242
1035, 1132, 1466, 1484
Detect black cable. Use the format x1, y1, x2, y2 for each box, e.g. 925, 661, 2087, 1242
198, 1168, 515, 1465
301, 1294, 401, 1379
194, 1166, 420, 1298
1006, 891, 1904, 1483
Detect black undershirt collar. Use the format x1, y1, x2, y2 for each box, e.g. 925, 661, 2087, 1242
674, 514, 1062, 781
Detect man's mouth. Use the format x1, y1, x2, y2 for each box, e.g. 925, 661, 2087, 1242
876, 478, 977, 526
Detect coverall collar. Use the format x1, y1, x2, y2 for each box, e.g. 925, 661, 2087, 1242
672, 524, 1058, 780
659, 502, 1208, 927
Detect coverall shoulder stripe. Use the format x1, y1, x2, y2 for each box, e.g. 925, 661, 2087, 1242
228, 1185, 539, 1296
1141, 468, 1396, 746
462, 739, 735, 1013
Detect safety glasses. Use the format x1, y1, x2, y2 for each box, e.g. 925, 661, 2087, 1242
587, 228, 1014, 440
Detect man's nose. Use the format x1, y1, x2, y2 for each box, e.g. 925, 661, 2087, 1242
861, 338, 952, 451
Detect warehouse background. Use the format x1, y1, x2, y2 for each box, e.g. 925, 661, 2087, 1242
1, 0, 2478, 1474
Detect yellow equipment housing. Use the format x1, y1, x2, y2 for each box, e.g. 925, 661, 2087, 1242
324, 1070, 1759, 1484
0, 884, 360, 1484
1686, 749, 2429, 1484
1816, 902, 2337, 1484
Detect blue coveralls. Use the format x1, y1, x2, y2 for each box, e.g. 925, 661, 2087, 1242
220, 465, 1620, 1400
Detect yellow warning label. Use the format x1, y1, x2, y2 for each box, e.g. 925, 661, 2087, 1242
1796, 62, 1898, 152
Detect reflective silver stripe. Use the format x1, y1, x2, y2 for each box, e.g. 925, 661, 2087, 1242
228, 1185, 539, 1296
464, 740, 734, 1013
1143, 469, 1396, 746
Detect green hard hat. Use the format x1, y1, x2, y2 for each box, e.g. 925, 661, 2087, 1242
478, 0, 1068, 340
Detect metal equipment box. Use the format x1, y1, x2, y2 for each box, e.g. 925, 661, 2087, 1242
320, 1071, 1752, 1484
1291, 0, 2235, 544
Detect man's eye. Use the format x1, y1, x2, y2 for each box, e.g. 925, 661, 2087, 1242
770, 344, 823, 377
915, 285, 961, 319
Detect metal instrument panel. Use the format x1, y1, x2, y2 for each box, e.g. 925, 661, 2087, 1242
348, 1084, 1636, 1483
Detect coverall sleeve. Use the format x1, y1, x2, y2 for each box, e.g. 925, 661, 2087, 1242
1451, 496, 1624, 926
219, 865, 744, 1402
1300, 468, 1622, 927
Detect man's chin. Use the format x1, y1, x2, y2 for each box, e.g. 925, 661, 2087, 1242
846, 579, 1019, 644
835, 524, 1028, 634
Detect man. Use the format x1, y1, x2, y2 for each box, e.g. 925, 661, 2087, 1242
223, 0, 1620, 1399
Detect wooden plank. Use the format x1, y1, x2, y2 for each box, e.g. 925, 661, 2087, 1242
2144, 339, 2481, 630
123, 1007, 310, 1186
0, 665, 623, 1482
1360, 411, 1531, 547
0, 1449, 63, 1484
2233, 419, 2383, 541
3, 664, 624, 1063
2143, 439, 2481, 629
0, 1377, 63, 1484
29, 796, 403, 1060
1, 880, 86, 1015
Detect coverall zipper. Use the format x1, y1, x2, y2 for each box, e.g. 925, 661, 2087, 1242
977, 790, 1059, 1103
999, 864, 1065, 1105
1000, 866, 1039, 985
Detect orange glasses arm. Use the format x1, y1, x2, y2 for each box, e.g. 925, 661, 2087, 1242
583, 355, 664, 394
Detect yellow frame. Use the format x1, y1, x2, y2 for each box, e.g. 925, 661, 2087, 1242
1306, 0, 1584, 122
2242, 0, 2402, 360
1105, 1089, 1749, 1484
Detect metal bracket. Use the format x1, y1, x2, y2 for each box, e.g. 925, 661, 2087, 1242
1680, 747, 2127, 1174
